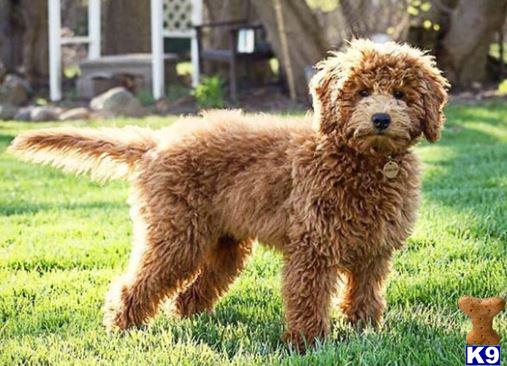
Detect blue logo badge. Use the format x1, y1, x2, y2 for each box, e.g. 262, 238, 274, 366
466, 346, 501, 366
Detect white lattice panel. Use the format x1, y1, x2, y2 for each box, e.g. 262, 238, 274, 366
163, 0, 194, 35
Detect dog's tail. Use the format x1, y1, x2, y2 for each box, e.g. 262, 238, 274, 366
8, 126, 157, 180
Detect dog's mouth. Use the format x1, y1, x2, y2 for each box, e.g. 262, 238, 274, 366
365, 134, 396, 146
349, 124, 410, 141
350, 128, 396, 140
346, 129, 411, 155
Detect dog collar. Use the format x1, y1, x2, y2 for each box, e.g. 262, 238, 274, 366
383, 156, 400, 179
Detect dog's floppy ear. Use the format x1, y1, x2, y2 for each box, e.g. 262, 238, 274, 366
309, 56, 342, 135
419, 58, 449, 143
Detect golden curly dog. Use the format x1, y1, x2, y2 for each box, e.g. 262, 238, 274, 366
9, 39, 448, 351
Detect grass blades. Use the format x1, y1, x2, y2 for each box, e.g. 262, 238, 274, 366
0, 104, 506, 365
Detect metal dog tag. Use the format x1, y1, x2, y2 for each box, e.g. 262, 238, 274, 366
383, 160, 399, 179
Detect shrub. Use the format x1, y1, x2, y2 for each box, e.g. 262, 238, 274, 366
192, 76, 225, 109
498, 79, 507, 95
137, 89, 156, 106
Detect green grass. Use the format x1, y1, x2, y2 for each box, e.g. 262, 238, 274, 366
1, 104, 506, 365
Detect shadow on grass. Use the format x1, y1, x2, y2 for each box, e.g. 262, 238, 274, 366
436, 122, 505, 147
147, 300, 463, 362
0, 131, 15, 149
1, 283, 464, 364
422, 125, 507, 243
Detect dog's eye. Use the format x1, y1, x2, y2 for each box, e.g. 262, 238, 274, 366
393, 90, 405, 99
358, 89, 370, 98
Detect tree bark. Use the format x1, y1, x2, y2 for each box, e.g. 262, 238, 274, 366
0, 0, 25, 73
0, 0, 49, 87
339, 0, 369, 37
251, 0, 330, 100
102, 0, 150, 55
438, 0, 507, 89
21, 0, 49, 87
203, 0, 246, 50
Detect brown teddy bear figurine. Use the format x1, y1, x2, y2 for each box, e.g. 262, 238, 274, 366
458, 296, 505, 345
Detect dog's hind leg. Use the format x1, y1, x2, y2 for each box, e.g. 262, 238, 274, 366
102, 202, 209, 331
174, 236, 253, 317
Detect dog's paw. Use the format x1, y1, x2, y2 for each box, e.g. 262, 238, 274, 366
103, 296, 130, 332
102, 280, 144, 332
103, 304, 132, 332
283, 330, 309, 353
344, 309, 383, 332
282, 327, 327, 354
341, 299, 384, 332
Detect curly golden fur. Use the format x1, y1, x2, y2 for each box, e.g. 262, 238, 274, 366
9, 39, 448, 351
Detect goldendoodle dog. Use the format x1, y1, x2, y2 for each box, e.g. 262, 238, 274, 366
9, 39, 448, 351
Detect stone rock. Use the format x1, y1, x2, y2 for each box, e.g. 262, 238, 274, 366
59, 107, 91, 121
155, 98, 171, 114
0, 103, 18, 120
90, 87, 144, 117
0, 74, 31, 105
30, 106, 63, 122
14, 106, 34, 121
471, 81, 482, 91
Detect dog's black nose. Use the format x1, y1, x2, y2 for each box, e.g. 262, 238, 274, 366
372, 113, 391, 130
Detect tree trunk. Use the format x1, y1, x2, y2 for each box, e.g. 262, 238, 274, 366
438, 0, 507, 89
339, 0, 370, 37
0, 0, 25, 74
21, 0, 49, 87
0, 0, 49, 87
251, 0, 330, 100
102, 0, 150, 54
204, 0, 246, 50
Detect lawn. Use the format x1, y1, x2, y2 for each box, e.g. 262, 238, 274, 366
0, 103, 506, 365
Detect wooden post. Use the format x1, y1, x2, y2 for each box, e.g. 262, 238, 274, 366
88, 0, 101, 59
151, 0, 165, 99
48, 0, 62, 101
191, 0, 203, 87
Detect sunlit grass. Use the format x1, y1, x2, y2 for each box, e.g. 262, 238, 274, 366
1, 103, 506, 365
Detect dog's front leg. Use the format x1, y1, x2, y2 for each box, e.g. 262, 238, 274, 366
281, 246, 338, 352
340, 256, 391, 331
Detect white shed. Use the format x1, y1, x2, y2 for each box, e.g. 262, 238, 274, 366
48, 0, 203, 101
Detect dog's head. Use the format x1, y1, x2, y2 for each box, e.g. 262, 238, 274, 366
310, 39, 449, 155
